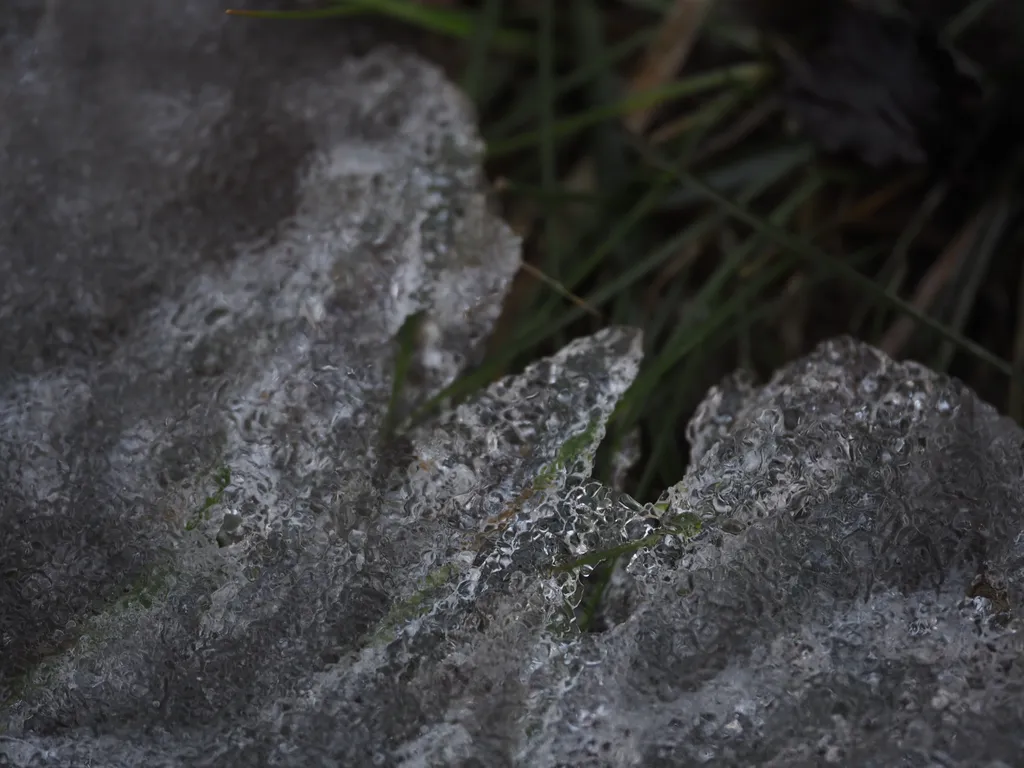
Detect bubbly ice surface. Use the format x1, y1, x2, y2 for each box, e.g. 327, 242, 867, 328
2, 3, 1023, 767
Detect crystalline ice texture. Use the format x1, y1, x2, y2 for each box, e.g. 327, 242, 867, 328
2, 2, 1023, 767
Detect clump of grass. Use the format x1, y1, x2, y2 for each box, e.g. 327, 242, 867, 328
229, 0, 1024, 503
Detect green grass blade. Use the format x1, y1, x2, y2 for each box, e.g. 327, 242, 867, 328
383, 311, 424, 437
461, 0, 504, 104
553, 88, 751, 297
228, 0, 533, 55
487, 63, 766, 158
853, 181, 948, 339
226, 6, 363, 19
946, 0, 1000, 39
623, 173, 826, 425
934, 190, 1014, 371
538, 0, 560, 280
485, 29, 654, 141
661, 143, 815, 209
629, 138, 1015, 377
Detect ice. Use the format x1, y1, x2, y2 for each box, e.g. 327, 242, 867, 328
2, 2, 1024, 766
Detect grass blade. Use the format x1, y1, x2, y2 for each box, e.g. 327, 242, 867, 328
227, 0, 533, 55
487, 63, 766, 158
629, 137, 1015, 377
